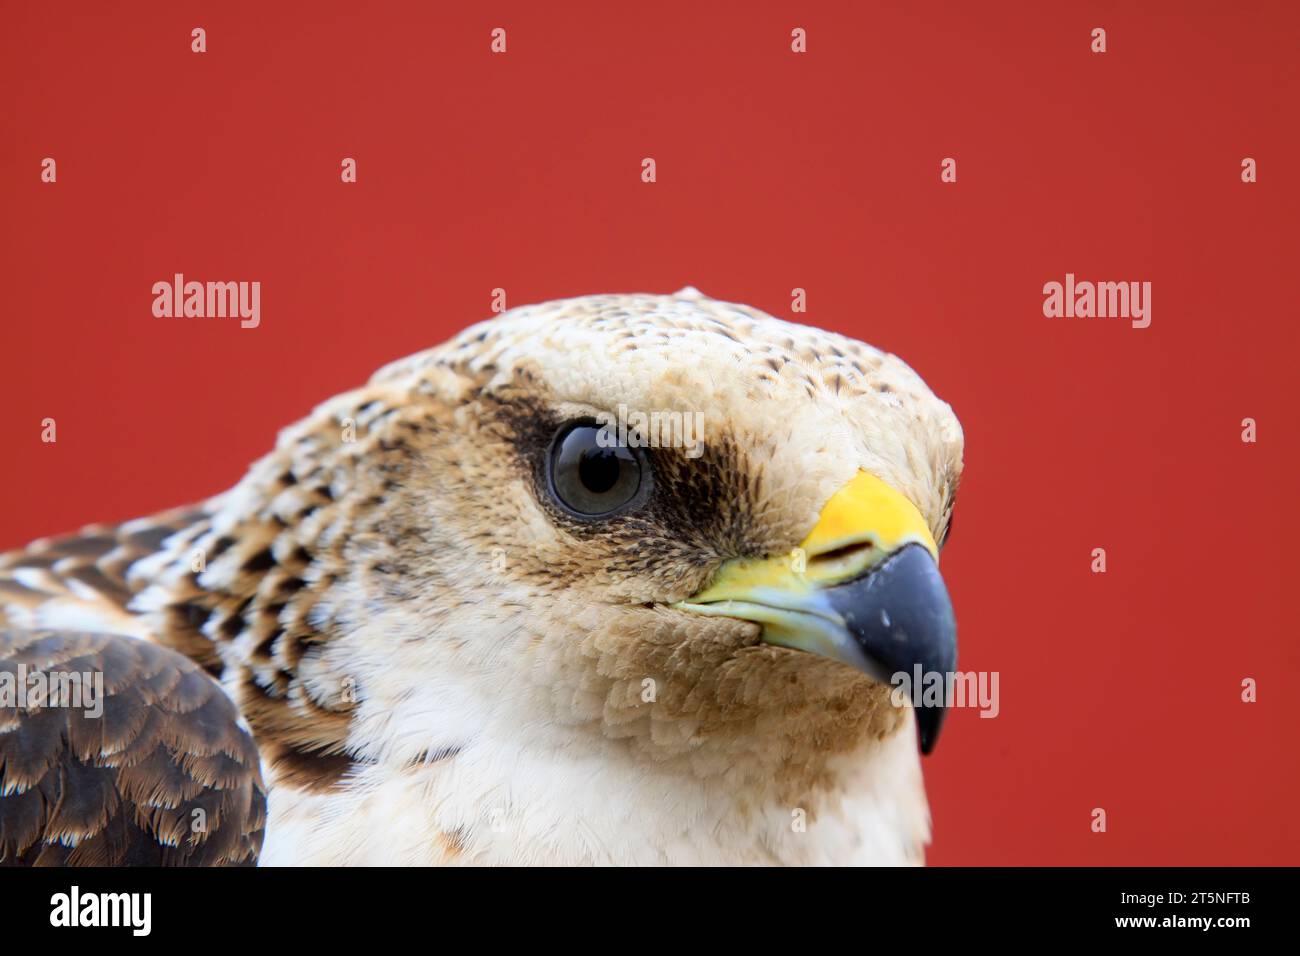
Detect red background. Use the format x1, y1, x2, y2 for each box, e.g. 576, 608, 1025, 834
1, 1, 1296, 865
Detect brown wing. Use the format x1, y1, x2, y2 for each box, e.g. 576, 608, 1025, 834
0, 628, 266, 866
0, 508, 208, 634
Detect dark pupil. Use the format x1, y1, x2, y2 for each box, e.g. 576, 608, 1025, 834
579, 448, 622, 494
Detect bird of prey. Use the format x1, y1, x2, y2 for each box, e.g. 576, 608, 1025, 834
0, 288, 962, 866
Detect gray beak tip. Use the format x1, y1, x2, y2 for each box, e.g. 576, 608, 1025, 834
823, 543, 958, 754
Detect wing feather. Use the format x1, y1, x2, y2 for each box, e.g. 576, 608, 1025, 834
0, 628, 265, 866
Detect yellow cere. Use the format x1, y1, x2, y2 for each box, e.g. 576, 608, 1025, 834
802, 470, 938, 562
685, 470, 938, 604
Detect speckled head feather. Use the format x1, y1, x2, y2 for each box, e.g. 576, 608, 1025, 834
0, 289, 963, 865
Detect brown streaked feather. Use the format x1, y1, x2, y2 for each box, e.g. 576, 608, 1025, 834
0, 628, 266, 866
0, 508, 208, 636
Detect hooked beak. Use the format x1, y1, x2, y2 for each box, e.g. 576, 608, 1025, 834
673, 471, 957, 754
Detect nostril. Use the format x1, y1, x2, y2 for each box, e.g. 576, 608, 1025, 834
807, 540, 877, 566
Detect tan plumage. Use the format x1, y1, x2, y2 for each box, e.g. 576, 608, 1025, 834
0, 289, 962, 865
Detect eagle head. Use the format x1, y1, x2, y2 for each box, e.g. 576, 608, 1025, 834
140, 288, 963, 864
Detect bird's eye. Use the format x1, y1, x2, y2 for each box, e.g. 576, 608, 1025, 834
547, 422, 647, 517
